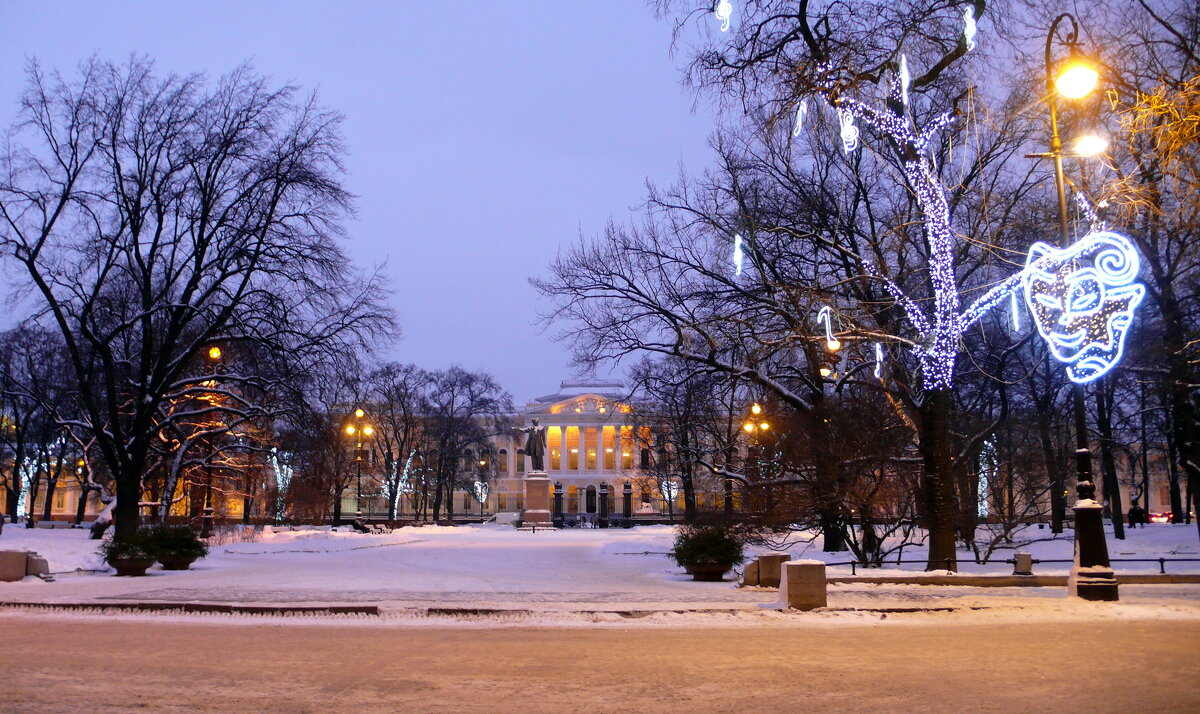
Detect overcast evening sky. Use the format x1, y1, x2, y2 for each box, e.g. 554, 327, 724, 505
0, 1, 719, 404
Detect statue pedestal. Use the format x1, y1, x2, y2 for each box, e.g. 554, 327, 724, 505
520, 471, 555, 530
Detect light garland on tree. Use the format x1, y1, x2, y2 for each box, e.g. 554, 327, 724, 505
715, 0, 732, 32
874, 342, 884, 378
899, 54, 911, 106
732, 233, 745, 275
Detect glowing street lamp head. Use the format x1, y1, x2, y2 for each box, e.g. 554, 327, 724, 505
759, 422, 769, 431
750, 403, 762, 415
344, 425, 356, 436
742, 422, 755, 433
826, 338, 842, 352
1072, 134, 1109, 156
207, 346, 222, 361
1056, 61, 1099, 99
362, 425, 375, 437
819, 366, 833, 378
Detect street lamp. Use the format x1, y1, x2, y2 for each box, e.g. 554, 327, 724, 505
344, 408, 374, 523
200, 345, 225, 537
1036, 13, 1118, 601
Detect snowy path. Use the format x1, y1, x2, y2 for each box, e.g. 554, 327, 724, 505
2, 524, 1199, 615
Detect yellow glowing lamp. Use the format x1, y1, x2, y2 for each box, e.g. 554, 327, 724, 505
820, 366, 833, 378
742, 422, 755, 433
826, 338, 842, 352
759, 422, 770, 431
1072, 134, 1108, 156
479, 459, 487, 466
354, 408, 365, 418
344, 425, 356, 435
1056, 61, 1099, 99
750, 403, 762, 415
362, 425, 375, 437
207, 346, 222, 361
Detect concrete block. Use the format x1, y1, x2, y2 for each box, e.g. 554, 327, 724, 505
26, 555, 50, 577
778, 560, 827, 611
0, 551, 29, 582
757, 553, 792, 588
740, 560, 759, 587
1013, 551, 1033, 576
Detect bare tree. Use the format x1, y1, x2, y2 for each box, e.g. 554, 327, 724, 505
0, 58, 393, 540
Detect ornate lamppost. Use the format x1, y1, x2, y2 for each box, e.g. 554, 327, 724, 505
344, 408, 374, 523
1030, 13, 1118, 601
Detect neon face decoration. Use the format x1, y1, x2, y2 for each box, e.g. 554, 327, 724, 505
1023, 231, 1145, 383
732, 233, 744, 276
715, 0, 732, 32
962, 7, 977, 51
793, 99, 808, 137
838, 108, 859, 153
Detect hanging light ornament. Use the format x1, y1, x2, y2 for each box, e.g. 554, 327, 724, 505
817, 305, 841, 351
962, 6, 977, 51
792, 99, 808, 137
715, 0, 733, 32
1010, 289, 1021, 331
899, 54, 911, 106
838, 107, 859, 153
732, 233, 744, 276
874, 343, 884, 378
1023, 231, 1145, 383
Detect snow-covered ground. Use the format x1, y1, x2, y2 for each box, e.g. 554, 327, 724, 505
1, 523, 1197, 625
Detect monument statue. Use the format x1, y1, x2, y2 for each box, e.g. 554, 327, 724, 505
514, 417, 548, 472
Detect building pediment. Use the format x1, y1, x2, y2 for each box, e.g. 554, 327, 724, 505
524, 393, 631, 418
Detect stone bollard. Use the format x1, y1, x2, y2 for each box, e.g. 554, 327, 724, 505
1013, 551, 1034, 576
0, 551, 29, 582
740, 559, 760, 587
757, 553, 792, 588
778, 560, 827, 611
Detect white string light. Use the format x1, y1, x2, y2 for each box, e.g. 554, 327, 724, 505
792, 99, 808, 137
732, 233, 744, 276
874, 342, 883, 378
715, 0, 733, 32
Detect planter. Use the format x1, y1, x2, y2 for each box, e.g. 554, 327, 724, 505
157, 555, 198, 571
109, 557, 156, 577
682, 562, 733, 582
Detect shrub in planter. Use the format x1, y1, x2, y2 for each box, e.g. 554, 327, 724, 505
672, 523, 745, 581
143, 524, 209, 570
99, 534, 156, 576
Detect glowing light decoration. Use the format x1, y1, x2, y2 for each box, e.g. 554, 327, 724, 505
805, 57, 1143, 392
874, 342, 883, 378
1010, 289, 1021, 330
792, 99, 808, 137
473, 480, 490, 505
732, 233, 745, 276
1023, 231, 1145, 383
838, 108, 859, 153
817, 305, 841, 351
714, 0, 732, 32
898, 54, 911, 106
962, 6, 977, 51
977, 438, 996, 517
